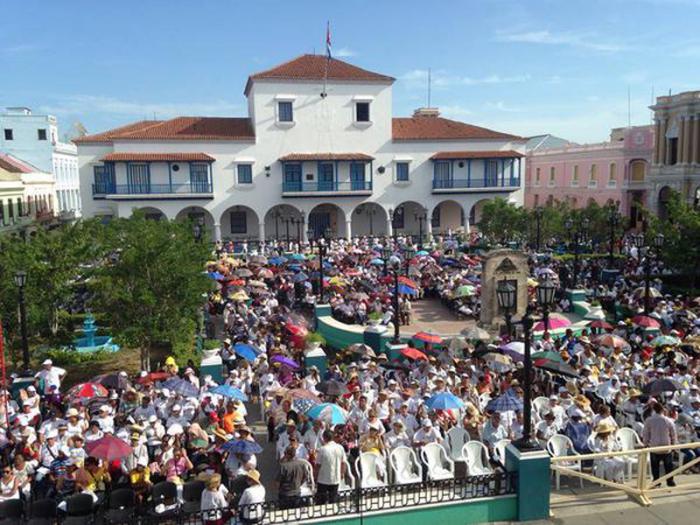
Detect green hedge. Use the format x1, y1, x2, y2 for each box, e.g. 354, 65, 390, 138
43, 347, 111, 366
553, 253, 626, 262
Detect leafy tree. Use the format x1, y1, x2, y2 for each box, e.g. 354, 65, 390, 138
477, 198, 528, 244
91, 212, 212, 370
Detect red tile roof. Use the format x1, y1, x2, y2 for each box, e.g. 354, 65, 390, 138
0, 153, 40, 173
102, 152, 215, 162
279, 153, 374, 162
75, 117, 254, 143
431, 150, 525, 160
393, 116, 523, 141
245, 54, 394, 94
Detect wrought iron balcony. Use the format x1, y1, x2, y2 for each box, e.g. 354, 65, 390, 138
432, 178, 520, 191
282, 180, 373, 195
92, 182, 213, 198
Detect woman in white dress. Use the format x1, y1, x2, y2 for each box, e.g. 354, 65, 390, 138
590, 421, 625, 483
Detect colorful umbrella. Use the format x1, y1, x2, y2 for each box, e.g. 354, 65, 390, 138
234, 343, 260, 362
268, 256, 287, 265
454, 285, 476, 298
347, 343, 377, 358
461, 326, 492, 341
306, 403, 348, 425
136, 371, 171, 385
425, 392, 465, 410
284, 389, 321, 402
235, 268, 253, 278
257, 269, 274, 279
533, 313, 571, 332
292, 272, 309, 283
651, 335, 681, 347
220, 439, 263, 454
230, 291, 250, 302
487, 393, 523, 413
535, 360, 579, 378
633, 287, 662, 299
162, 377, 199, 397
632, 315, 661, 328
531, 351, 563, 362
413, 332, 443, 345
317, 380, 349, 396
642, 378, 680, 395
271, 355, 300, 369
286, 324, 307, 337
91, 374, 127, 390
484, 353, 512, 365
289, 253, 306, 261
398, 284, 419, 296
86, 435, 132, 461
398, 276, 418, 289
401, 347, 428, 361
210, 384, 248, 401
595, 334, 630, 350
67, 382, 109, 400
589, 320, 613, 330
292, 398, 318, 414
370, 258, 385, 266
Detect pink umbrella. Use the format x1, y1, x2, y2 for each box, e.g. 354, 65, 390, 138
534, 313, 571, 332
86, 435, 133, 461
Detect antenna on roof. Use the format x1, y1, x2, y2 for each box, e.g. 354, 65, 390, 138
627, 86, 631, 128
427, 68, 432, 108
650, 85, 655, 124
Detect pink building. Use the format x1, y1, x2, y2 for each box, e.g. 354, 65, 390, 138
525, 126, 653, 224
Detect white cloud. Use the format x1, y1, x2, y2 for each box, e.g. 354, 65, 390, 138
440, 105, 473, 118
399, 69, 530, 89
1, 43, 43, 56
334, 47, 356, 58
496, 29, 627, 52
38, 95, 240, 120
485, 101, 524, 113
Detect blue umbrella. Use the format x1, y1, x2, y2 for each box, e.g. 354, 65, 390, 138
220, 439, 263, 454
370, 258, 385, 266
416, 250, 429, 256
293, 272, 309, 283
425, 392, 464, 410
269, 256, 287, 265
487, 393, 524, 413
234, 343, 259, 362
398, 284, 419, 296
162, 378, 199, 397
306, 403, 348, 425
289, 253, 306, 261
293, 398, 318, 414
208, 271, 224, 280
287, 264, 302, 271
322, 261, 333, 269
210, 384, 249, 401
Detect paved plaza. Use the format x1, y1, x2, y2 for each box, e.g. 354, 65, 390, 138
405, 297, 476, 336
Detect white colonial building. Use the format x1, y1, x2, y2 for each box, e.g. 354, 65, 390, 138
76, 55, 525, 242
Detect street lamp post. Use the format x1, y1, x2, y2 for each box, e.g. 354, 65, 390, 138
607, 205, 620, 268
414, 207, 428, 249
382, 247, 402, 344
403, 246, 415, 277
634, 221, 665, 314
496, 279, 516, 339
565, 217, 590, 288
14, 271, 29, 371
535, 207, 543, 252
537, 277, 557, 341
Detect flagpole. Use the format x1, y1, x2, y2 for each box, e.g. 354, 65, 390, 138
322, 21, 331, 98
0, 322, 9, 431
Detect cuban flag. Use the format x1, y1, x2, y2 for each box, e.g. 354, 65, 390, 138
326, 21, 332, 59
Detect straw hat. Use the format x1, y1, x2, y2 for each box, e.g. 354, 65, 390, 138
628, 388, 642, 398
595, 421, 616, 435
213, 428, 230, 441
245, 469, 261, 484
574, 395, 590, 407
565, 382, 579, 396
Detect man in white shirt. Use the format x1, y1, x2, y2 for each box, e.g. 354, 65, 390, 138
412, 419, 442, 447
314, 430, 346, 504
237, 470, 266, 523
34, 359, 66, 394
482, 413, 509, 450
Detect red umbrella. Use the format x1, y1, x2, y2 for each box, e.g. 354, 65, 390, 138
286, 324, 308, 337
401, 347, 428, 361
633, 315, 660, 328
589, 320, 613, 330
398, 276, 418, 289
66, 382, 109, 400
86, 435, 133, 461
413, 332, 443, 345
135, 371, 170, 385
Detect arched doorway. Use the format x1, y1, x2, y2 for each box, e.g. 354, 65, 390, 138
350, 203, 388, 237
629, 159, 647, 183
468, 198, 493, 228
219, 205, 260, 241
431, 200, 465, 235
658, 186, 672, 220
308, 203, 346, 239
133, 206, 166, 221
175, 206, 215, 240
392, 201, 427, 240
264, 204, 303, 242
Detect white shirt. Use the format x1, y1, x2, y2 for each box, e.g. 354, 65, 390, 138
35, 366, 66, 393
316, 441, 346, 485
201, 485, 229, 518
238, 484, 266, 520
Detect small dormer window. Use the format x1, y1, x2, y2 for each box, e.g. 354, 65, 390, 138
278, 101, 293, 123
37, 129, 47, 141
356, 102, 370, 122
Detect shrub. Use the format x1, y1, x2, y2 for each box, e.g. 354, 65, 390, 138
43, 347, 111, 366
306, 331, 326, 345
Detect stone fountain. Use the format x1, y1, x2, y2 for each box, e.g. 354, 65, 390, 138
72, 313, 120, 354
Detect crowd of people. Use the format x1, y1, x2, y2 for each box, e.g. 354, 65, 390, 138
0, 233, 698, 523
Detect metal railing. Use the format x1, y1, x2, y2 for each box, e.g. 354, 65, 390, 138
432, 178, 520, 189
550, 440, 700, 508
282, 180, 373, 192
92, 183, 213, 195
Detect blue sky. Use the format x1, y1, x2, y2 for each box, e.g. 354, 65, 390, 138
2, 0, 700, 143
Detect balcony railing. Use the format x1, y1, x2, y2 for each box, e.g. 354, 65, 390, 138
432, 178, 520, 190
282, 180, 373, 193
92, 183, 213, 196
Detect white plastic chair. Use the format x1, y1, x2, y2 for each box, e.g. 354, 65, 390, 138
461, 441, 494, 475
546, 435, 583, 490
493, 439, 511, 467
356, 452, 388, 488
615, 427, 647, 480
389, 446, 423, 485
446, 427, 469, 461
339, 456, 355, 493
420, 443, 455, 480
298, 458, 316, 497
478, 393, 492, 411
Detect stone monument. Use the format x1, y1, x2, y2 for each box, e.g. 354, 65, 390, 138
480, 249, 529, 329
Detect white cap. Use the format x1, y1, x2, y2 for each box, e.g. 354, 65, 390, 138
99, 404, 110, 412
26, 386, 36, 393
42, 359, 52, 366
172, 404, 182, 411
571, 408, 585, 418
421, 418, 432, 427
137, 457, 148, 467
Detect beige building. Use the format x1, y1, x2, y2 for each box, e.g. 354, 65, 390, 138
649, 91, 700, 217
